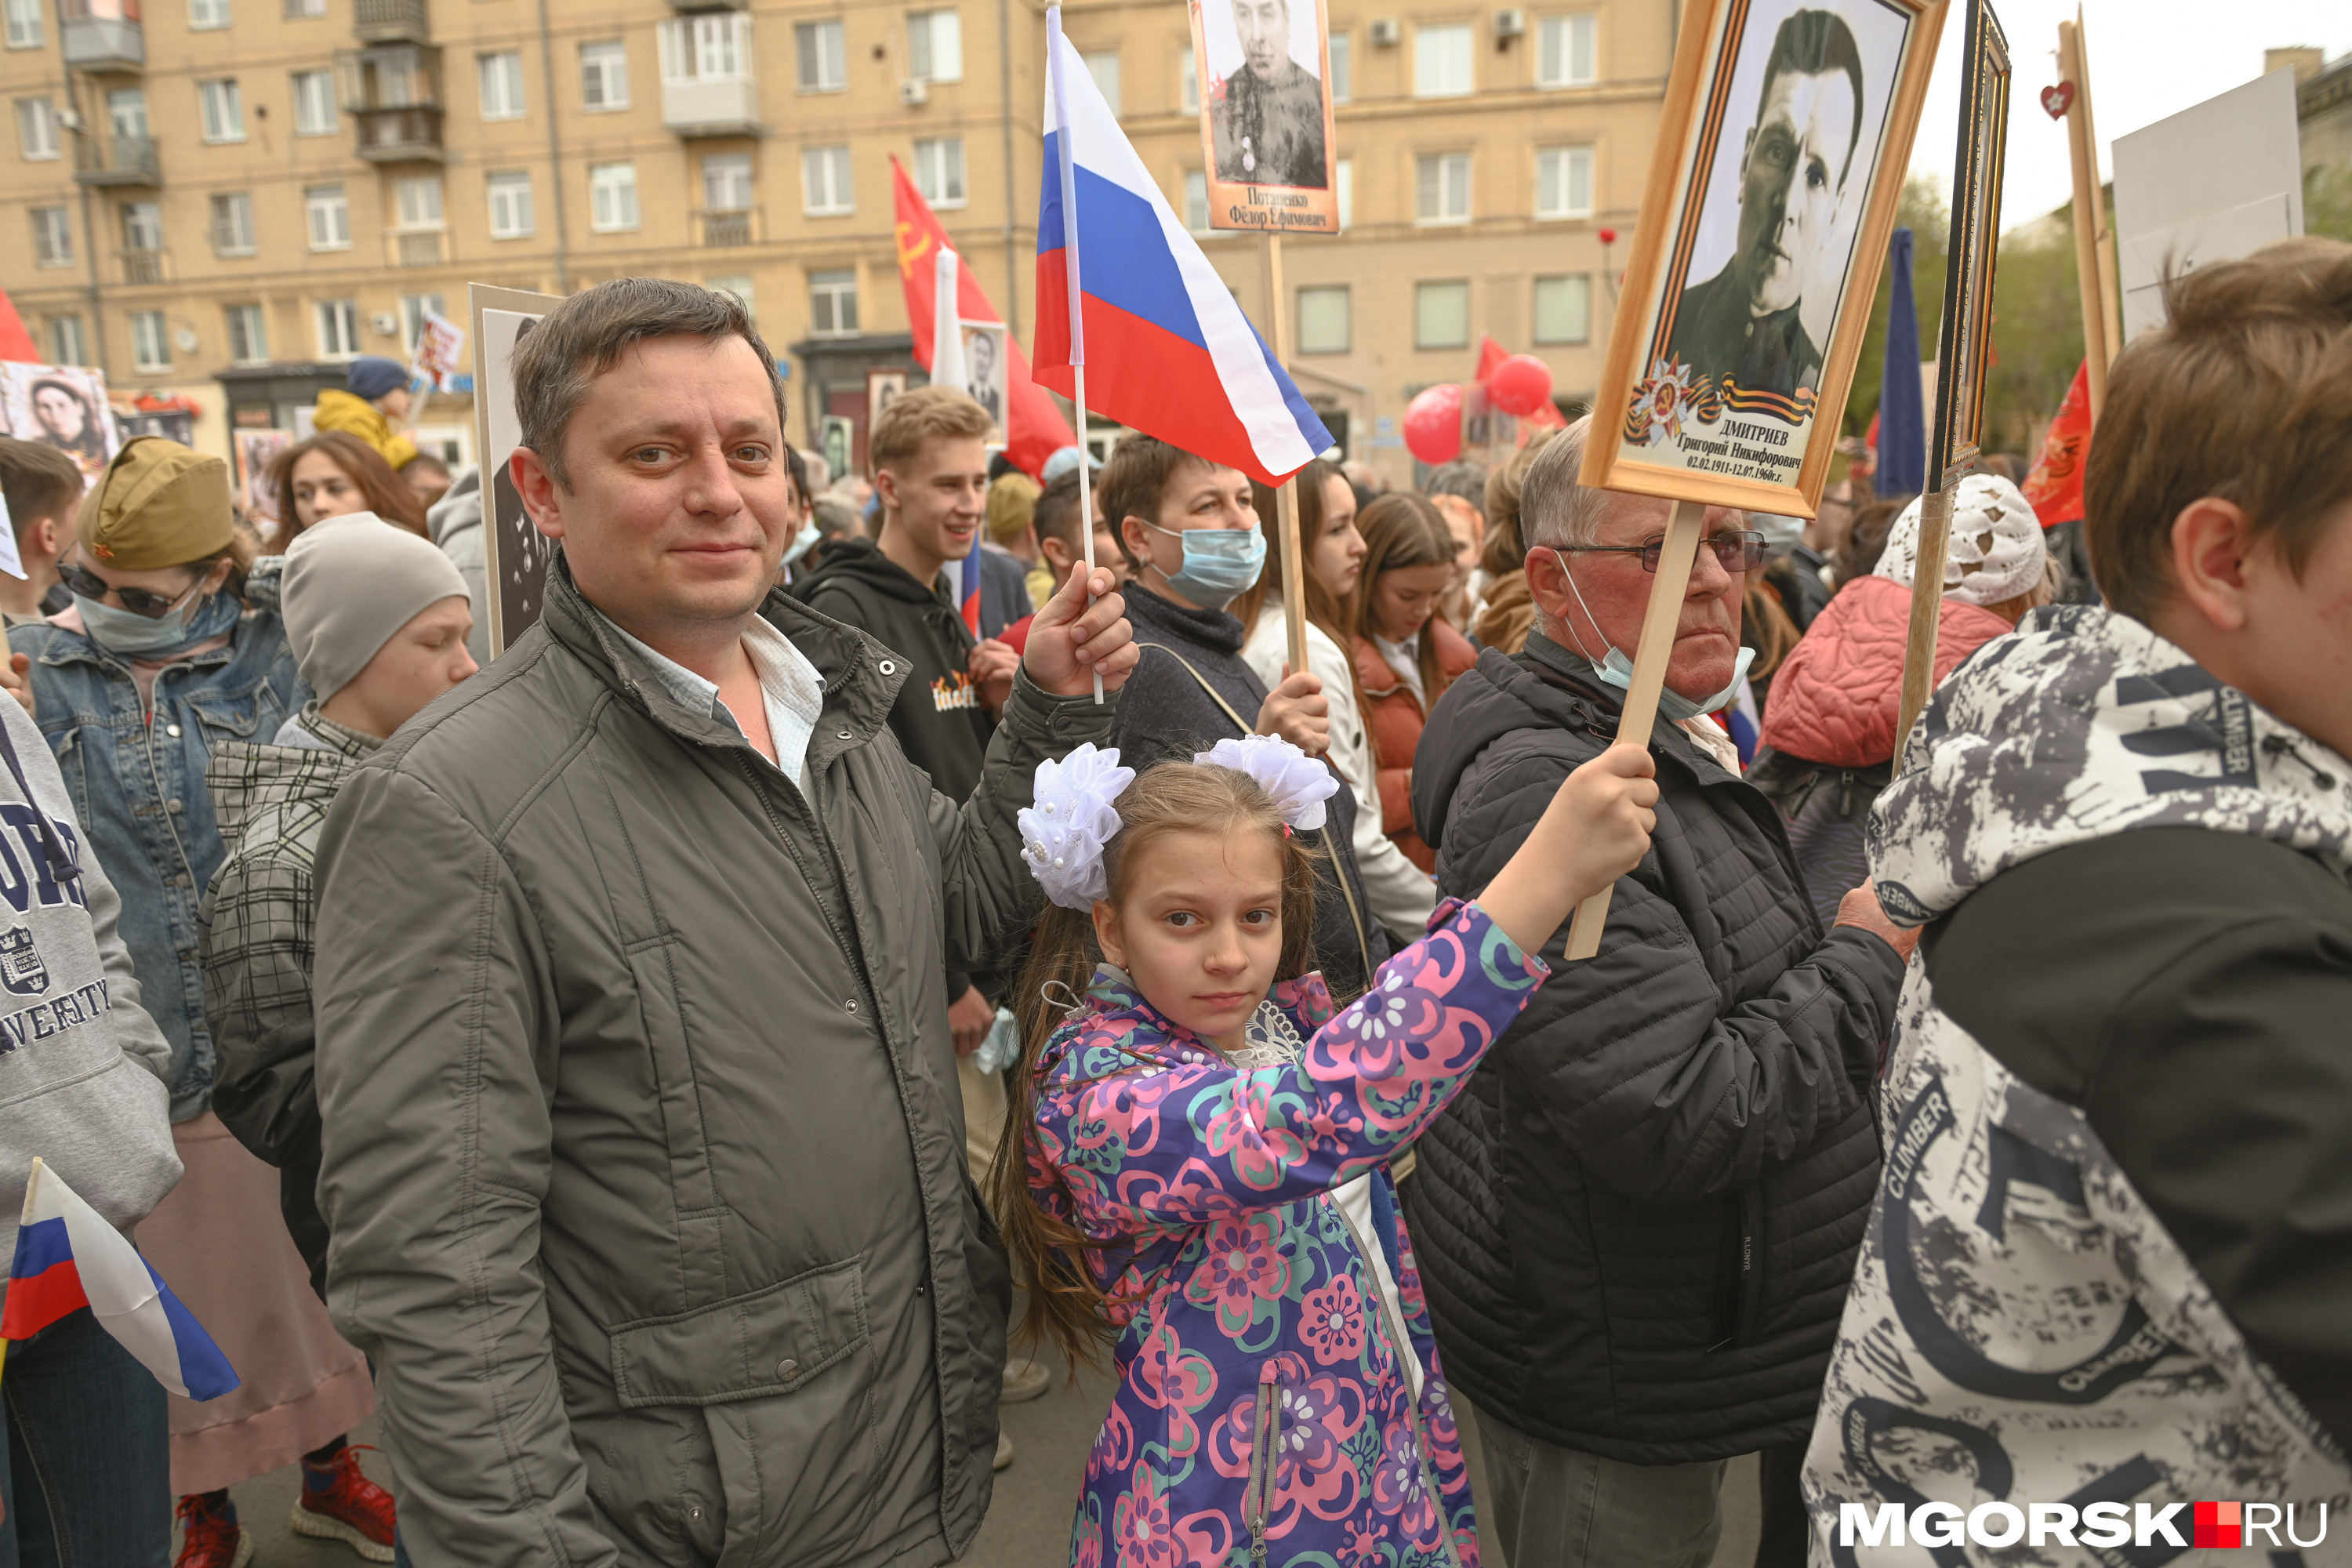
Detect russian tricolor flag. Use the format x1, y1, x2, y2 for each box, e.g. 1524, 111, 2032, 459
1034, 14, 1332, 488
3, 1157, 238, 1399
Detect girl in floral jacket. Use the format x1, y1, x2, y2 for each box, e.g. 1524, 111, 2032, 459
990, 734, 1656, 1568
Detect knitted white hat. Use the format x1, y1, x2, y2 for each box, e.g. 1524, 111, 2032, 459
1876, 474, 2046, 608
282, 513, 470, 699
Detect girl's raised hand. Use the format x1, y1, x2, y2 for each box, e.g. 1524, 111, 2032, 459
1475, 744, 1658, 957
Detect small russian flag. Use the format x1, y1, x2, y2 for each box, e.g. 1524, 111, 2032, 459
2, 1157, 238, 1400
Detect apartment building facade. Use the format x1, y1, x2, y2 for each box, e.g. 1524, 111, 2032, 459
1, 0, 1671, 481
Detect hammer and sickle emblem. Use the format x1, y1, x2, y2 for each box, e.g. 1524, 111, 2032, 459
895, 222, 935, 280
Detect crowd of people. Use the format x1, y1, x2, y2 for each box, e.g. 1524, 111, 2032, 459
0, 238, 2347, 1568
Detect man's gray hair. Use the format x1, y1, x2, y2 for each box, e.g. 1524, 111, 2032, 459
1517, 415, 1612, 550
512, 277, 789, 490
1421, 459, 1489, 509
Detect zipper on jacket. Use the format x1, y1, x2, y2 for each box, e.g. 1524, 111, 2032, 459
1247, 1363, 1278, 1566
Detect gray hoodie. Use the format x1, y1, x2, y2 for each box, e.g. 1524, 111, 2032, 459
0, 692, 178, 1287
427, 466, 490, 669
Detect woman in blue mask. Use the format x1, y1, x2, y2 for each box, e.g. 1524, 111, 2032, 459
9, 439, 390, 1568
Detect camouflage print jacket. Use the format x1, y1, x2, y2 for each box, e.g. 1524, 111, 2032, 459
196, 703, 378, 1294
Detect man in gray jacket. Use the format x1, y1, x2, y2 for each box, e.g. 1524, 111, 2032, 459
310, 278, 1137, 1568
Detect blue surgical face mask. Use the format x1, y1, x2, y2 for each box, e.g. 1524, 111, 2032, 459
74, 583, 242, 661
1551, 550, 1755, 720
782, 518, 821, 568
1145, 520, 1266, 608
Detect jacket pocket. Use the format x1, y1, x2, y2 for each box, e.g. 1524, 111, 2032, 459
608, 1256, 870, 1408
184, 692, 263, 748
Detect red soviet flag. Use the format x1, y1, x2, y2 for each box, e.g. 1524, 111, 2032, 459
2023, 361, 2092, 529
892, 158, 1074, 479
0, 289, 40, 363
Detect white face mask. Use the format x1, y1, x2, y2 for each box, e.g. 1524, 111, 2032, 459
1550, 550, 1755, 720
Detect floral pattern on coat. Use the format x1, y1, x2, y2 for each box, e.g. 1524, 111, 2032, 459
1029, 899, 1548, 1567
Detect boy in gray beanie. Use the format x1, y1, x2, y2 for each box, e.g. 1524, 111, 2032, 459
200, 511, 477, 1294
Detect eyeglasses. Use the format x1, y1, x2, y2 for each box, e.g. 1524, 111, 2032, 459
1553, 530, 1766, 575
58, 561, 201, 619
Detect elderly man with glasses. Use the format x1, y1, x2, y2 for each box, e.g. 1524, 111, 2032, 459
1398, 416, 1915, 1568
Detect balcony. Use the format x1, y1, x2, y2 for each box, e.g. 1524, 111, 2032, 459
662, 78, 760, 137
118, 247, 168, 285
352, 104, 444, 162
61, 14, 143, 70
394, 230, 444, 266
696, 207, 758, 247
74, 134, 160, 187
351, 0, 427, 43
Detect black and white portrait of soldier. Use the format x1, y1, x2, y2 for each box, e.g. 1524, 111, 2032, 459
962, 325, 1004, 430
1667, 8, 1867, 407
1210, 0, 1329, 191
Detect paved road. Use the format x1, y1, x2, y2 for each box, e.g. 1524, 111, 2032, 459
224, 1354, 1762, 1566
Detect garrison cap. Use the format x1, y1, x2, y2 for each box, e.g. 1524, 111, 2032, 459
78, 437, 234, 570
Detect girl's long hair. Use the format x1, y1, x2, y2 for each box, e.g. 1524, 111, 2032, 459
988, 760, 1320, 1371
269, 430, 430, 540
1346, 493, 1461, 738
1232, 458, 1349, 652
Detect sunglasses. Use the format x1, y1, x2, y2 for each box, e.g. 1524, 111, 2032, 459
60, 561, 201, 619
1554, 530, 1767, 575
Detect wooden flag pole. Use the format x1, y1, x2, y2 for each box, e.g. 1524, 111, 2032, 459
1263, 232, 1309, 680
1561, 497, 1708, 960
2058, 16, 2110, 419
1894, 479, 1959, 753
2074, 9, 2123, 366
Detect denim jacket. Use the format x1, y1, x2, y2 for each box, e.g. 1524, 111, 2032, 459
9, 588, 305, 1120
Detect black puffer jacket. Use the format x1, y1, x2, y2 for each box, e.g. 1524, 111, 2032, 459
1403, 635, 1903, 1463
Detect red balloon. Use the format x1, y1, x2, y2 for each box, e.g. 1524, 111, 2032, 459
1403, 384, 1464, 465
1487, 354, 1555, 418
1598, 227, 1619, 245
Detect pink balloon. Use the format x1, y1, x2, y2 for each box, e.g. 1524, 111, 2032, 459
1488, 354, 1555, 418
1404, 383, 1464, 465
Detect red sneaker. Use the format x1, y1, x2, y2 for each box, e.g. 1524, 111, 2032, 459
291, 1443, 398, 1562
173, 1495, 252, 1568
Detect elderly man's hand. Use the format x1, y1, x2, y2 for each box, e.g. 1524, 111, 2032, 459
1022, 563, 1138, 697
1256, 667, 1330, 756
1, 652, 34, 722
1836, 880, 1921, 961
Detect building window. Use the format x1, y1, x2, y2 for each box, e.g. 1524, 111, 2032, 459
1415, 281, 1470, 350
795, 19, 845, 92
189, 0, 230, 29
802, 144, 852, 216
1336, 158, 1352, 229
665, 14, 751, 85
590, 162, 639, 232
130, 311, 172, 372
706, 274, 754, 325
225, 303, 267, 364
1533, 274, 1592, 344
909, 9, 960, 82
210, 192, 256, 255
1327, 33, 1351, 103
1083, 50, 1120, 115
307, 184, 350, 249
285, 0, 326, 16
1298, 285, 1349, 354
702, 151, 752, 210
16, 96, 57, 160
46, 316, 85, 365
1180, 46, 1197, 114
1184, 169, 1210, 234
479, 52, 525, 120
1535, 146, 1593, 220
199, 79, 246, 143
107, 88, 148, 140
31, 207, 71, 267
1414, 24, 1473, 97
913, 136, 964, 207
1537, 14, 1597, 88
809, 269, 858, 336
5, 0, 42, 50
488, 171, 535, 238
581, 41, 629, 110
401, 293, 445, 350
316, 299, 361, 359
394, 174, 443, 227
1416, 153, 1471, 224
292, 70, 337, 135
120, 200, 163, 252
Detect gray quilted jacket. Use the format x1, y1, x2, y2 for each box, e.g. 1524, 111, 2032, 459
311, 556, 1116, 1567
